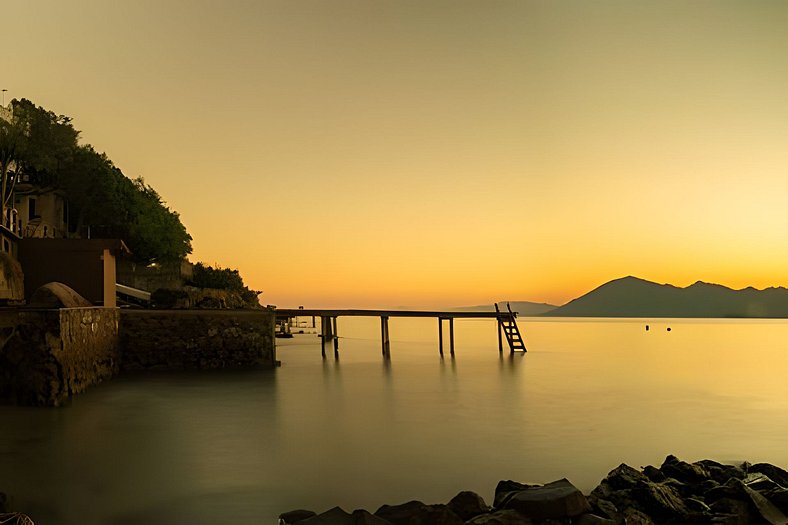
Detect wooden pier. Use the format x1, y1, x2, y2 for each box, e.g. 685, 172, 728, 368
275, 303, 526, 358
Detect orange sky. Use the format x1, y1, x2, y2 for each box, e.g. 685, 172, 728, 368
3, 1, 788, 308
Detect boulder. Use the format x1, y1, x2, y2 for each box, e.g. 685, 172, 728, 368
749, 464, 788, 488
660, 455, 710, 485
280, 509, 318, 524
298, 507, 354, 525
446, 491, 489, 521
465, 509, 531, 525
499, 478, 591, 520
351, 510, 393, 525
642, 465, 666, 483
621, 508, 655, 525
574, 513, 615, 525
592, 464, 649, 494
741, 483, 788, 525
761, 487, 788, 515
693, 460, 746, 484
374, 501, 462, 525
630, 479, 689, 522
494, 480, 541, 508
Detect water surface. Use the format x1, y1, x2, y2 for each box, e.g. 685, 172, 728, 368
2, 318, 788, 524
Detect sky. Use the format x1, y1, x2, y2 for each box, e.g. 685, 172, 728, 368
2, 1, 788, 308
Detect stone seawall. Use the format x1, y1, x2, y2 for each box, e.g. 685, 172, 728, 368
119, 309, 276, 371
0, 307, 120, 406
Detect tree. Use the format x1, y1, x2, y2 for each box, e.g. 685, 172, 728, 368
0, 98, 193, 263
0, 117, 22, 213
58, 146, 192, 263
9, 98, 79, 181
191, 262, 261, 306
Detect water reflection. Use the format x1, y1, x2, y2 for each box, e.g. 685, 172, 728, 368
4, 319, 788, 524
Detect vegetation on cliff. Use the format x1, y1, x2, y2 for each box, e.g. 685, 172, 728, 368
0, 98, 192, 263
191, 263, 262, 306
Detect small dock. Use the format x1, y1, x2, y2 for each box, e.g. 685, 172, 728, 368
275, 303, 526, 358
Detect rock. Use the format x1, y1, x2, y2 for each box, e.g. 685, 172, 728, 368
762, 487, 788, 515
685, 497, 711, 513
298, 507, 353, 525
748, 464, 788, 488
446, 491, 489, 521
630, 479, 689, 522
289, 508, 392, 525
594, 464, 649, 493
465, 509, 532, 525
494, 480, 541, 508
694, 460, 746, 484
374, 501, 462, 525
742, 473, 782, 493
643, 465, 666, 483
622, 508, 656, 525
588, 498, 618, 520
280, 509, 318, 524
741, 483, 788, 525
499, 478, 591, 520
660, 455, 711, 485
574, 513, 615, 525
708, 498, 755, 523
351, 509, 393, 525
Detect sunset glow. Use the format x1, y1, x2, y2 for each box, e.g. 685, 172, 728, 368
4, 1, 788, 307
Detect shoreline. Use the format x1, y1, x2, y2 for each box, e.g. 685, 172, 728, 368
279, 455, 788, 525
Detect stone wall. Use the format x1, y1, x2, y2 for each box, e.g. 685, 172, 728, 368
116, 258, 193, 292
119, 309, 276, 371
0, 307, 120, 406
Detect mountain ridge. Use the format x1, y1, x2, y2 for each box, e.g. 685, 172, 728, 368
543, 276, 788, 318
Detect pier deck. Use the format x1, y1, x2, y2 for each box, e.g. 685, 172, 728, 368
275, 307, 524, 358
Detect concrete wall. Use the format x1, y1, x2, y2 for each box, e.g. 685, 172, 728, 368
0, 307, 120, 406
119, 309, 276, 371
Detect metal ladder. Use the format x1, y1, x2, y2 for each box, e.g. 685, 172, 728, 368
495, 302, 526, 353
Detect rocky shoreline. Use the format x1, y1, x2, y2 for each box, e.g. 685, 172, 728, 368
280, 456, 788, 525
3, 456, 787, 524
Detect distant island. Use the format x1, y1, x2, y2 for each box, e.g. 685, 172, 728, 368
475, 276, 788, 318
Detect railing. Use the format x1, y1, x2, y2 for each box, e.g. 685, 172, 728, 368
1, 207, 20, 237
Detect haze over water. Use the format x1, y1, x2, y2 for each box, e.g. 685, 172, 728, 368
2, 318, 788, 524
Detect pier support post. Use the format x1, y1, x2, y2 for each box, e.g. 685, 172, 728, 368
320, 316, 330, 358
332, 317, 339, 358
381, 316, 390, 358
438, 318, 444, 356
449, 317, 455, 357
497, 318, 503, 353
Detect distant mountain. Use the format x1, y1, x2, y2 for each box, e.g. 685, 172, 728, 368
544, 276, 788, 318
452, 301, 558, 316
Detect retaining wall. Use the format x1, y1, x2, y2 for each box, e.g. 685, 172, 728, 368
0, 307, 120, 406
119, 309, 276, 371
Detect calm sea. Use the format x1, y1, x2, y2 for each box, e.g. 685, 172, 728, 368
2, 317, 788, 524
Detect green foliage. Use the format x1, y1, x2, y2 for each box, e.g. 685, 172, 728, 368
10, 98, 79, 180
4, 98, 193, 264
192, 262, 261, 305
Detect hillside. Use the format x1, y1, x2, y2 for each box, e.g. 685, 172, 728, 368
452, 301, 558, 316
544, 276, 788, 318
